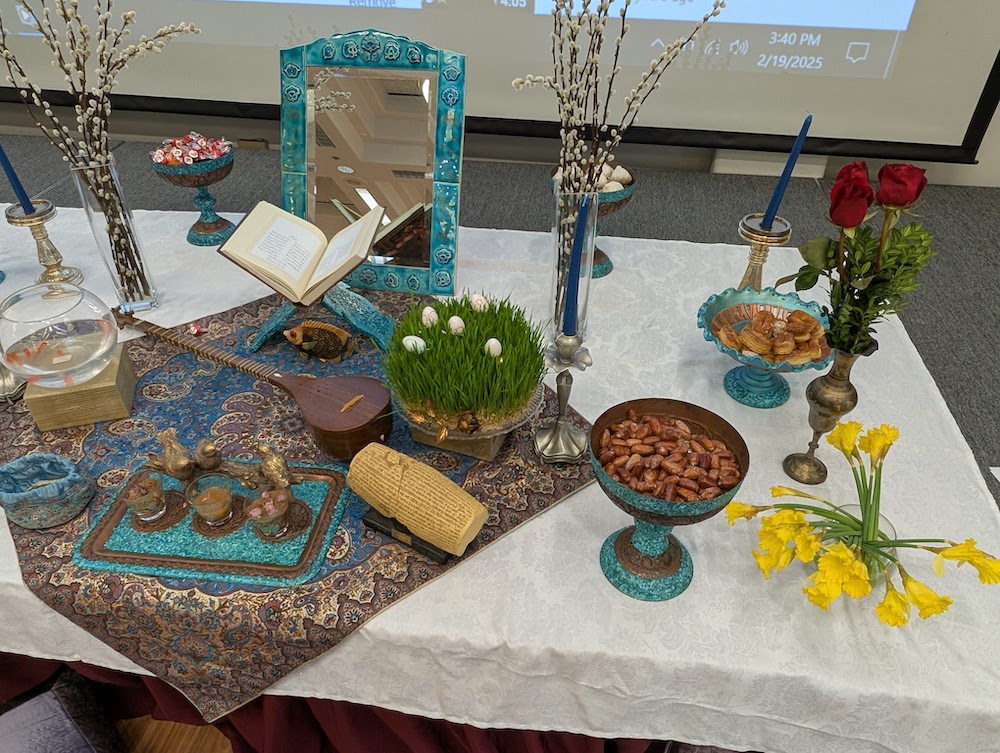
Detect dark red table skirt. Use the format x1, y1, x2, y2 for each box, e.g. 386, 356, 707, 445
0, 653, 661, 753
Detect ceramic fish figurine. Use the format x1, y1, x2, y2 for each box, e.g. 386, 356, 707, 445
283, 320, 355, 363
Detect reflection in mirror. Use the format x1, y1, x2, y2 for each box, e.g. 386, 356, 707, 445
281, 30, 466, 295
307, 67, 437, 267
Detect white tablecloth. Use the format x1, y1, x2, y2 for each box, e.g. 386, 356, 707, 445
2, 207, 999, 753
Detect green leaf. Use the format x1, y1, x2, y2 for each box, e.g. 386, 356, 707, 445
851, 275, 876, 291
799, 237, 834, 270
795, 267, 821, 291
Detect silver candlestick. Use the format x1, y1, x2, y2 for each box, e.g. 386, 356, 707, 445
535, 333, 589, 464
534, 370, 587, 464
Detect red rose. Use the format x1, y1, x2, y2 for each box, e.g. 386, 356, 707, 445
835, 160, 870, 184
829, 171, 874, 228
876, 163, 927, 207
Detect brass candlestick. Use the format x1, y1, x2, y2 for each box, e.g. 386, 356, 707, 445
737, 213, 791, 290
4, 200, 83, 286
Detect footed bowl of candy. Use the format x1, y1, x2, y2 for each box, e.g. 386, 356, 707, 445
590, 399, 749, 601
697, 286, 833, 409
150, 133, 235, 246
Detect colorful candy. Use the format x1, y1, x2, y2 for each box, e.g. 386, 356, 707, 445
150, 132, 232, 165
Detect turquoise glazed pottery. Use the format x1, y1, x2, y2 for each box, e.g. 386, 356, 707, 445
0, 453, 95, 529
590, 398, 749, 601
697, 286, 833, 409
151, 151, 235, 246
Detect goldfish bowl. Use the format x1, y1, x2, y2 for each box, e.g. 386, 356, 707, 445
697, 287, 833, 409
151, 151, 235, 246
590, 398, 749, 601
0, 283, 117, 389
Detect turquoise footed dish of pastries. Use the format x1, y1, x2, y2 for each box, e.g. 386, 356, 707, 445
697, 286, 834, 409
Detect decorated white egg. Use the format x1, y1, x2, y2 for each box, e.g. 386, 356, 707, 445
610, 165, 632, 185
402, 335, 427, 353
469, 294, 489, 313
448, 316, 466, 334
421, 306, 438, 327
601, 180, 625, 193
484, 338, 503, 357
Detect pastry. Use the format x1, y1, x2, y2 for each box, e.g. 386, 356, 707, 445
740, 327, 773, 355
718, 324, 742, 349
772, 332, 796, 356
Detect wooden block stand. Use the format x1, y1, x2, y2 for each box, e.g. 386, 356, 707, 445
25, 345, 137, 431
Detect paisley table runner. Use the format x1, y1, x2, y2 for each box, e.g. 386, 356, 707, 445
3, 291, 593, 721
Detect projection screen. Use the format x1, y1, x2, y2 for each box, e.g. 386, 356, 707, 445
2, 0, 998, 161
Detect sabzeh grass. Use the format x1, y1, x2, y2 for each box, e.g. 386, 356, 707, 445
383, 295, 546, 432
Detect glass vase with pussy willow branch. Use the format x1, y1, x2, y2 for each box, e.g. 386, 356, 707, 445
0, 0, 199, 311
725, 422, 1000, 628
71, 157, 156, 312
514, 0, 724, 197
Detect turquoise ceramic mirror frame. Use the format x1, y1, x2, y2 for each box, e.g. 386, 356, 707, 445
280, 30, 465, 295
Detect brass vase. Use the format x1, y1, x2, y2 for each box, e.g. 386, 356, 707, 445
783, 346, 874, 484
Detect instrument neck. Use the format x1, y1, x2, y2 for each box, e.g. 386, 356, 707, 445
121, 315, 279, 384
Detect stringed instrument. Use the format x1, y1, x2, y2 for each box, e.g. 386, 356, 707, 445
113, 309, 392, 460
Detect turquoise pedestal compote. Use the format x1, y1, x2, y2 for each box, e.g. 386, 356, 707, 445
697, 287, 834, 409
151, 151, 235, 246
551, 164, 636, 278
592, 166, 636, 278
590, 399, 749, 601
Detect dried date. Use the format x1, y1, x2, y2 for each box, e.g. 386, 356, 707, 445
601, 413, 742, 504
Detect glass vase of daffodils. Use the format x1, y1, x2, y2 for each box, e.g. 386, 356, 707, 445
726, 422, 1000, 627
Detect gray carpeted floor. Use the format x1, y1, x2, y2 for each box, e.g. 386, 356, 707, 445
1, 133, 997, 503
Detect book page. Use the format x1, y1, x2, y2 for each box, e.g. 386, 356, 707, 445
249, 216, 321, 280
347, 443, 487, 556
219, 201, 329, 301
312, 217, 368, 279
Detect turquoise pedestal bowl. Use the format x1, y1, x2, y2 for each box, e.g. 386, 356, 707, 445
697, 286, 833, 409
151, 151, 236, 247
590, 399, 749, 601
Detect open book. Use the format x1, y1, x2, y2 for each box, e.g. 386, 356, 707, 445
220, 200, 384, 305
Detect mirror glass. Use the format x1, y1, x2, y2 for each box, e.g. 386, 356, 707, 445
281, 31, 465, 295
307, 67, 436, 267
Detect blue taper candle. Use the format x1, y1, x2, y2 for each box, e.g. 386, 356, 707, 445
762, 114, 812, 230
561, 193, 592, 336
0, 143, 35, 214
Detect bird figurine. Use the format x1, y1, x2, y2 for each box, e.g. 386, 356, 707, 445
146, 428, 196, 482
282, 320, 355, 363
258, 443, 297, 490
193, 438, 222, 470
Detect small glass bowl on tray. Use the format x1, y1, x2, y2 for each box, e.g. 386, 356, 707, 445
696, 286, 833, 409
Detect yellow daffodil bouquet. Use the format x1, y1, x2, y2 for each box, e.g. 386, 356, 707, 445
725, 422, 1000, 627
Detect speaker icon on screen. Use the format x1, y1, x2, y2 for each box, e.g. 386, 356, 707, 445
728, 39, 749, 56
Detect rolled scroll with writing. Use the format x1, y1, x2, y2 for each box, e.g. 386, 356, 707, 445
347, 443, 487, 557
